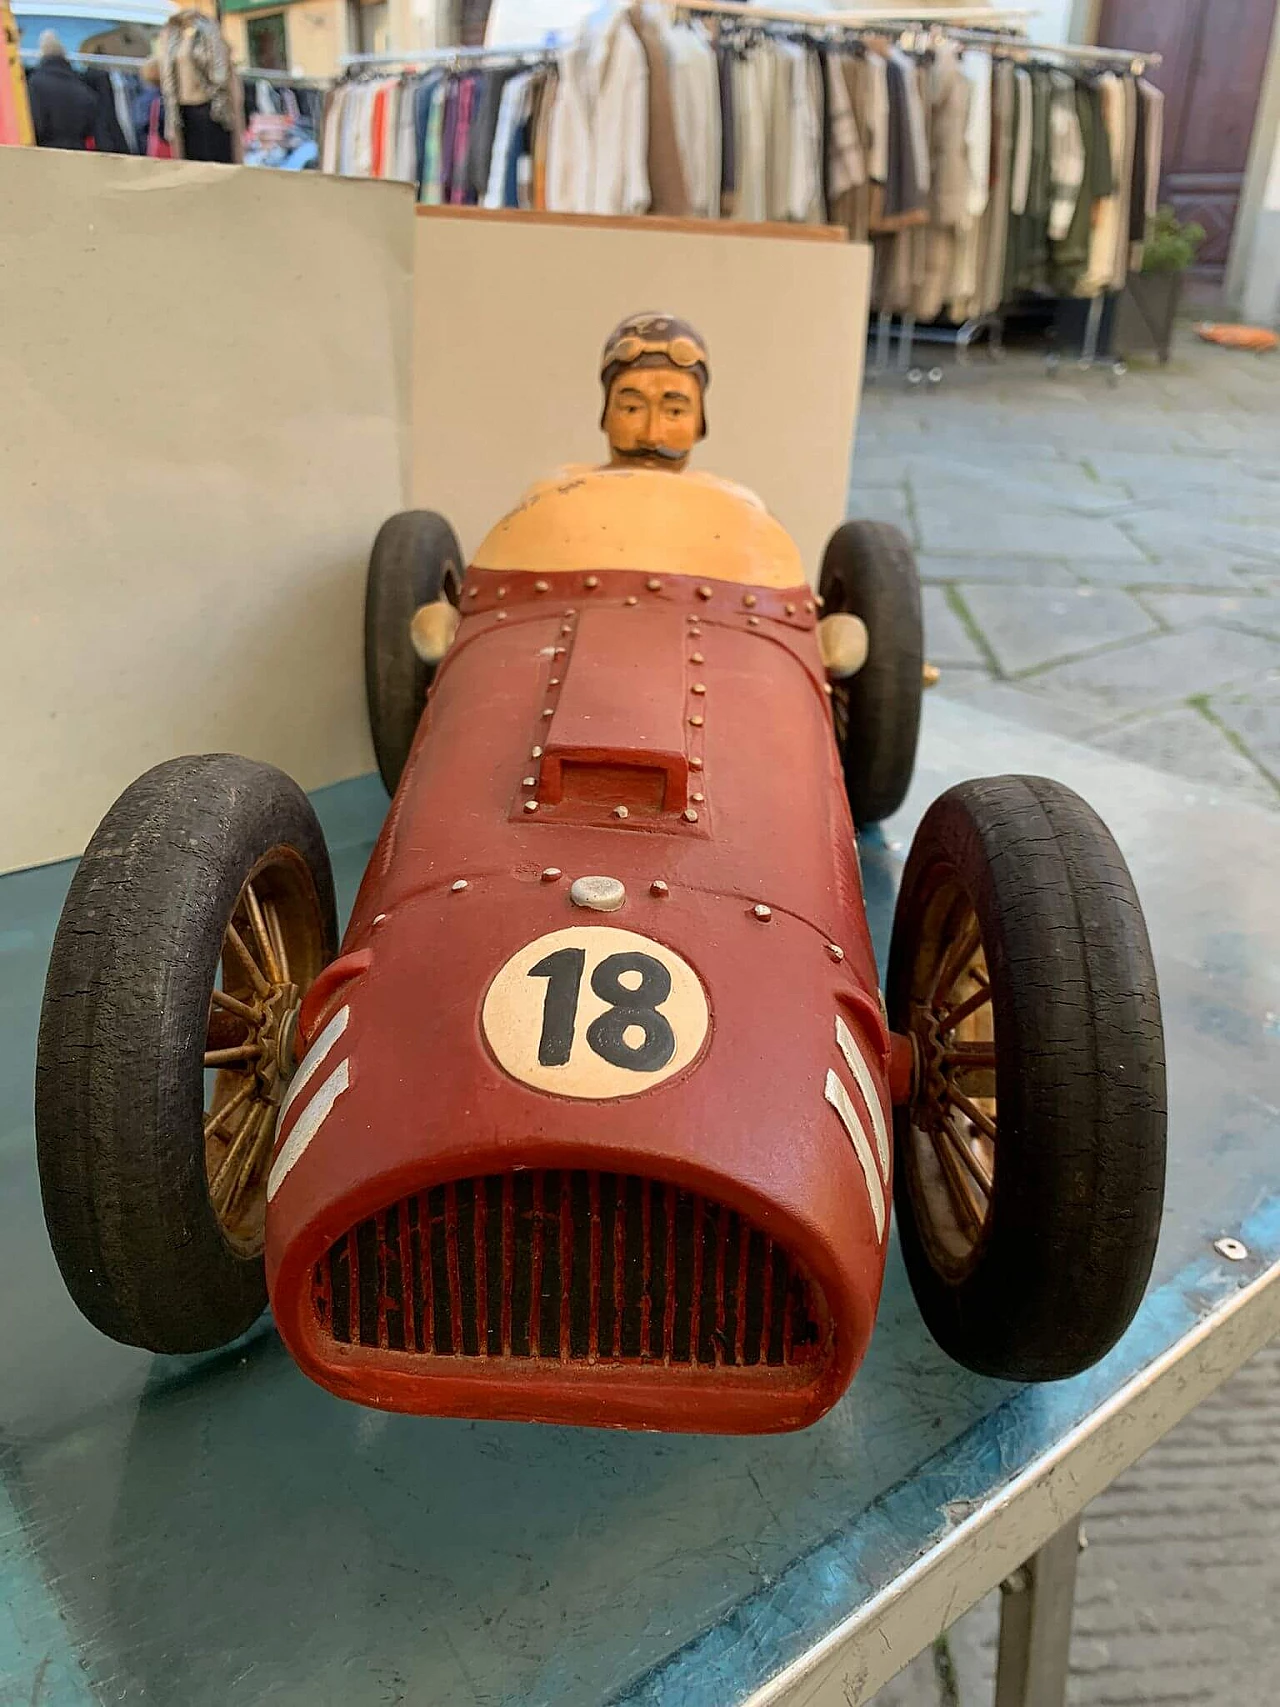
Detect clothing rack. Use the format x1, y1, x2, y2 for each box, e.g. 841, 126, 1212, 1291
20, 47, 327, 86
19, 49, 145, 70
339, 42, 550, 70
942, 25, 1161, 72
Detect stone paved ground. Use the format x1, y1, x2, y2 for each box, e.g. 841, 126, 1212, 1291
851, 335, 1280, 812
855, 333, 1280, 1706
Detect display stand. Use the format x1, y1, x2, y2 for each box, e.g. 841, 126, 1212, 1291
1, 699, 1276, 1706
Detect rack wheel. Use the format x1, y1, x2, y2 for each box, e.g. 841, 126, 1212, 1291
36, 756, 338, 1354
819, 520, 924, 827
365, 509, 463, 795
1045, 353, 1061, 377
927, 367, 944, 386
887, 775, 1167, 1381
907, 367, 924, 386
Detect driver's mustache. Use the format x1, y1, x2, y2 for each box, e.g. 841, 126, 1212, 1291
616, 443, 686, 462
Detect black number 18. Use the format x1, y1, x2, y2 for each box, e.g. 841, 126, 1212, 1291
528, 948, 676, 1072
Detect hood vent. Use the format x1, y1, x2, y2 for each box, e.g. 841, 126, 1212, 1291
313, 1170, 828, 1370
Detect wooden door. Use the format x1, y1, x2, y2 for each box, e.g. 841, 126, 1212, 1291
1097, 0, 1278, 293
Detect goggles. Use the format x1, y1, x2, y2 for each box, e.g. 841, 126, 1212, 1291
602, 332, 707, 372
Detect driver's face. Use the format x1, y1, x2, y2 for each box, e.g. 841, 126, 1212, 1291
604, 367, 701, 470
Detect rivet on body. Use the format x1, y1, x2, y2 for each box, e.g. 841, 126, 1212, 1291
541, 867, 562, 882
752, 904, 772, 921
451, 880, 468, 892
650, 880, 669, 897
683, 808, 699, 823
826, 943, 844, 962
613, 805, 630, 819
524, 801, 539, 814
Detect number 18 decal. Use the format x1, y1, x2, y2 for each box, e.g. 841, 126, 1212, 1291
482, 927, 710, 1099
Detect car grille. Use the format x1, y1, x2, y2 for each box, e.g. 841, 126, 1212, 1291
312, 1170, 828, 1369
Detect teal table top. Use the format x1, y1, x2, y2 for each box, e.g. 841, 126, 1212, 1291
2, 699, 1277, 1706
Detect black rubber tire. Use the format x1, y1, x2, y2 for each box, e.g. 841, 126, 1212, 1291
819, 520, 923, 827
364, 509, 462, 795
36, 755, 338, 1354
887, 775, 1167, 1381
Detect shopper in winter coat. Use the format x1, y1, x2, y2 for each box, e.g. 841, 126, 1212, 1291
26, 32, 97, 149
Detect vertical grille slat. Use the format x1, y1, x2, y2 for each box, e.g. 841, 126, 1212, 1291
500, 1174, 515, 1357
530, 1171, 545, 1358
315, 1171, 827, 1372
612, 1174, 626, 1359
588, 1172, 602, 1363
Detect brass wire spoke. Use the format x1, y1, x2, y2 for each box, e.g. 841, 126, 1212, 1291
927, 1123, 987, 1237
244, 883, 283, 987
940, 981, 992, 1033
264, 899, 290, 985
929, 918, 982, 1007
204, 1073, 256, 1138
225, 921, 272, 998
943, 1040, 997, 1069
204, 1043, 263, 1068
209, 987, 260, 1026
940, 1113, 994, 1195
208, 1099, 263, 1206
944, 1084, 997, 1141
224, 1106, 277, 1223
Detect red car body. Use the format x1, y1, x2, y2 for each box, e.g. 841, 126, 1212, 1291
265, 497, 900, 1433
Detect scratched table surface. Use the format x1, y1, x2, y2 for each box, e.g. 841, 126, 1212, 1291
2, 697, 1277, 1707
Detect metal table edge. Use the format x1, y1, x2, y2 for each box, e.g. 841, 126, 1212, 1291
611, 1194, 1280, 1707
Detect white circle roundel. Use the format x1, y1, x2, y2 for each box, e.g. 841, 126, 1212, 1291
481, 926, 710, 1099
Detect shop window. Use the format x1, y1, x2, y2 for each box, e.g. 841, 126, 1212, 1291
246, 10, 288, 70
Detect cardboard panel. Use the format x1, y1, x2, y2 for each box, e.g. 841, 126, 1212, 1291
411, 209, 869, 580
0, 150, 414, 874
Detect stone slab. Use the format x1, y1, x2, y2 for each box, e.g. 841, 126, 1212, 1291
917, 554, 1080, 586
932, 677, 1107, 740
1029, 625, 1279, 719
921, 585, 989, 668
1209, 687, 1280, 783
914, 504, 1148, 561
1143, 592, 1280, 638
1089, 707, 1279, 811
958, 584, 1156, 676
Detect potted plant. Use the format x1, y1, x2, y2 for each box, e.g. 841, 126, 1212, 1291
1118, 206, 1206, 363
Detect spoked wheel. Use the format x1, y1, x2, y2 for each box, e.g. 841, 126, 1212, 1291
899, 885, 997, 1276
204, 855, 330, 1255
888, 775, 1166, 1381
37, 755, 337, 1353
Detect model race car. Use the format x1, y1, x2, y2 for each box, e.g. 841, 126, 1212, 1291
36, 316, 1167, 1434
